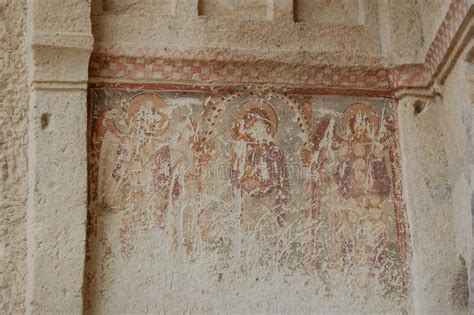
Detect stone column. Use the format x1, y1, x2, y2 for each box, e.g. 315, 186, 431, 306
397, 90, 459, 313
26, 1, 93, 313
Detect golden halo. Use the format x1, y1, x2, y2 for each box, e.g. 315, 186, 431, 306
126, 93, 169, 137
231, 99, 278, 140
341, 103, 379, 134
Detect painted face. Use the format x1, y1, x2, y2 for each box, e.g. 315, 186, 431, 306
130, 101, 168, 137
243, 113, 257, 130
351, 112, 373, 139
239, 113, 273, 142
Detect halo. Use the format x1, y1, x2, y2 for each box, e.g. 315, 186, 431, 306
126, 93, 169, 137
231, 99, 278, 140
341, 103, 379, 134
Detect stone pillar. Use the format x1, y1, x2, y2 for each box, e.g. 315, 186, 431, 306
26, 1, 93, 313
397, 91, 459, 313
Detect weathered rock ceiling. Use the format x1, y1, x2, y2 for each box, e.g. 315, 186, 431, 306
91, 0, 394, 67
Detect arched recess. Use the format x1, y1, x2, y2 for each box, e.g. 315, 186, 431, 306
26, 0, 92, 313
198, 91, 312, 148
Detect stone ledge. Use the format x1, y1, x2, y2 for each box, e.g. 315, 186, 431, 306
32, 81, 89, 91
30, 31, 93, 51
28, 44, 92, 85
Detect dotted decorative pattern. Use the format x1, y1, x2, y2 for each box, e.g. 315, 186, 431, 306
90, 0, 471, 92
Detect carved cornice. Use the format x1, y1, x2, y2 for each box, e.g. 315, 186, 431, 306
28, 31, 93, 86
27, 0, 94, 85
30, 31, 93, 50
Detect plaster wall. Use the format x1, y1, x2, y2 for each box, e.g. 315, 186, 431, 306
438, 53, 474, 312
86, 7, 424, 313
398, 95, 458, 313
0, 1, 28, 313
396, 52, 474, 313
0, 0, 472, 313
416, 0, 453, 55
85, 89, 410, 313
441, 57, 473, 272
383, 0, 424, 64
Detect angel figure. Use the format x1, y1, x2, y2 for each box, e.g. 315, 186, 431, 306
229, 100, 289, 266
308, 103, 393, 281
96, 93, 179, 258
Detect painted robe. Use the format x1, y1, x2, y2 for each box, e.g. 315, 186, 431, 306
308, 106, 393, 289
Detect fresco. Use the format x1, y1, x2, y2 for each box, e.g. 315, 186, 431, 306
85, 88, 410, 313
